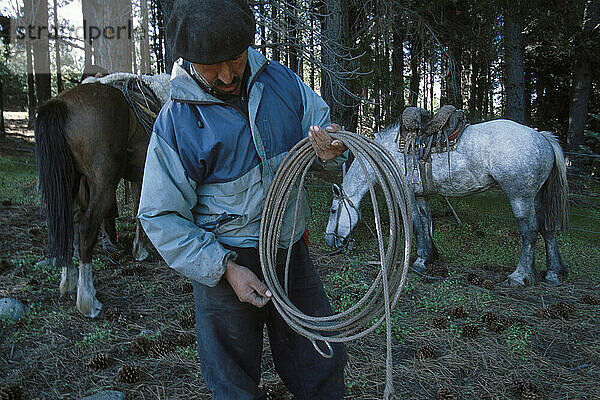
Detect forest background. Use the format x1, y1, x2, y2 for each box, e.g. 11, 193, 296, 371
0, 0, 599, 160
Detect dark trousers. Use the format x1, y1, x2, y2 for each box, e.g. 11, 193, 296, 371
192, 240, 346, 400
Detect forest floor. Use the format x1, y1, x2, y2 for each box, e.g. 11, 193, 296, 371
1, 113, 599, 399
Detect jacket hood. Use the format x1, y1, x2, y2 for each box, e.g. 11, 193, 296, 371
169, 47, 268, 103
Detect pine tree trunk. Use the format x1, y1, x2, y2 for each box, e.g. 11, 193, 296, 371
81, 0, 96, 70
140, 0, 151, 74
32, 0, 52, 105
53, 0, 63, 93
469, 49, 479, 118
320, 0, 353, 129
503, 14, 525, 123
567, 0, 599, 153
26, 39, 36, 126
408, 37, 420, 107
271, 1, 280, 62
159, 0, 174, 73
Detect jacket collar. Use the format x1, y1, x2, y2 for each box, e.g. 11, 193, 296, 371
169, 47, 268, 103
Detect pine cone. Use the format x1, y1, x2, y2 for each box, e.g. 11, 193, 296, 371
554, 301, 575, 315
118, 365, 141, 383
535, 307, 553, 319
178, 312, 196, 330
0, 386, 23, 400
481, 312, 500, 323
87, 353, 110, 370
580, 295, 599, 305
416, 345, 437, 360
432, 317, 449, 329
150, 339, 173, 358
481, 279, 494, 290
436, 388, 456, 400
467, 272, 483, 285
514, 380, 541, 399
177, 333, 196, 347
449, 305, 468, 318
131, 336, 152, 356
180, 281, 194, 294
427, 264, 448, 278
461, 324, 480, 338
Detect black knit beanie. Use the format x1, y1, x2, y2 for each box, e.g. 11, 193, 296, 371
167, 0, 255, 65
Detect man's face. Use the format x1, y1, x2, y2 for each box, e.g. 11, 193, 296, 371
192, 50, 248, 96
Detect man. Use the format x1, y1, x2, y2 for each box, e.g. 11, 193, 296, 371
138, 0, 347, 398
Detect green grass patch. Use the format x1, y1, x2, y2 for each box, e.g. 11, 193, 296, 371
0, 154, 39, 204
77, 325, 114, 347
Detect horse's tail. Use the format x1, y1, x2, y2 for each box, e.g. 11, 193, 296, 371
539, 131, 569, 231
34, 98, 75, 266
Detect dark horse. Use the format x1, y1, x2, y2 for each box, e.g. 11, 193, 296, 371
35, 83, 151, 317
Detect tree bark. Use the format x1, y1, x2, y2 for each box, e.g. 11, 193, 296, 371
567, 0, 599, 153
503, 13, 525, 123
408, 36, 420, 107
53, 0, 63, 93
82, 0, 96, 69
271, 1, 280, 62
158, 0, 174, 73
31, 0, 52, 105
140, 0, 151, 74
26, 37, 37, 125
320, 0, 353, 129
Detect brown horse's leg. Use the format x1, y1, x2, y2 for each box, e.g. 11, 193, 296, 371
60, 175, 87, 298
76, 182, 117, 318
131, 181, 150, 261
101, 193, 120, 254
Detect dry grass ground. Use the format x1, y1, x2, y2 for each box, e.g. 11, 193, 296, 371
1, 114, 599, 399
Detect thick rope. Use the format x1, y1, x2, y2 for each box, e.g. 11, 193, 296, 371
259, 130, 413, 399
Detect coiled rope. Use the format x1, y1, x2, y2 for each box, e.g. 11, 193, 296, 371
259, 130, 413, 399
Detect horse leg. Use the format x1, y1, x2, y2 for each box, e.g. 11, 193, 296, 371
536, 197, 567, 286
504, 197, 538, 286
76, 184, 115, 318
100, 194, 120, 254
60, 176, 87, 298
131, 181, 150, 261
412, 196, 438, 273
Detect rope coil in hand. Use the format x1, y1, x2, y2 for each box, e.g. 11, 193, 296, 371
259, 130, 413, 399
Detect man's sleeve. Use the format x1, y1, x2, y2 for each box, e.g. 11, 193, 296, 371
137, 110, 235, 287
295, 75, 347, 170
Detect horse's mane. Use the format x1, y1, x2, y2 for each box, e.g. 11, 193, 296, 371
373, 122, 400, 146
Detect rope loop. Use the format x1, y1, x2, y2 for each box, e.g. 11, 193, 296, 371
259, 130, 413, 399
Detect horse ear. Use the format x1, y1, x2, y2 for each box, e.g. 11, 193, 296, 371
332, 184, 341, 197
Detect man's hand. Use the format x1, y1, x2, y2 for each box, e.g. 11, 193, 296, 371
308, 123, 347, 162
223, 260, 272, 307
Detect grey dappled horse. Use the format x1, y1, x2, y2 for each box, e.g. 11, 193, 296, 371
325, 119, 569, 286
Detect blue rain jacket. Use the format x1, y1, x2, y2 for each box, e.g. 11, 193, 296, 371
138, 48, 337, 286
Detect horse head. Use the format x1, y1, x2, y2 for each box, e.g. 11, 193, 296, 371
325, 183, 360, 248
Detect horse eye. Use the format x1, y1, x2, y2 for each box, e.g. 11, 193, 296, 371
330, 209, 336, 214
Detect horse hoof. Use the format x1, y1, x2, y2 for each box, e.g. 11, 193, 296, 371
59, 266, 78, 297
411, 260, 427, 274
502, 275, 535, 287
77, 296, 103, 318
544, 271, 563, 286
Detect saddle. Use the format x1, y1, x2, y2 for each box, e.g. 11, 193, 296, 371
395, 105, 468, 194
113, 77, 163, 136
